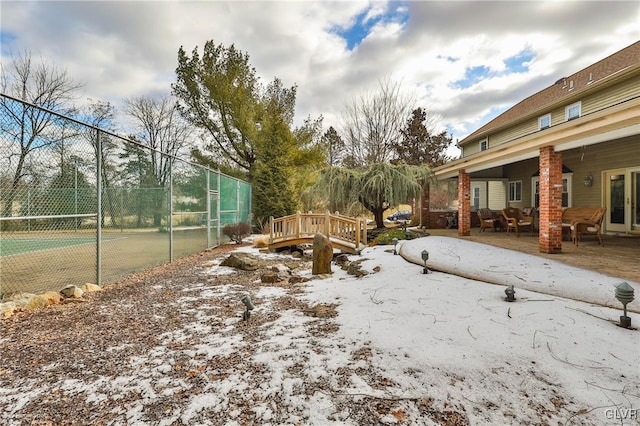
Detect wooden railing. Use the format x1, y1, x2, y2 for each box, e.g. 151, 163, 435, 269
269, 211, 367, 253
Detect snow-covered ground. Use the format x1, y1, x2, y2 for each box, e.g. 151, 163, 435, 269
1, 236, 638, 425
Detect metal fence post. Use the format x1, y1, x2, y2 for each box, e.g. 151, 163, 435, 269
217, 171, 221, 244
96, 129, 102, 286
206, 168, 211, 248
169, 156, 174, 262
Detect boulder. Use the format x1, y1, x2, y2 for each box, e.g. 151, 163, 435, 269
220, 252, 260, 271
312, 233, 333, 275
271, 263, 291, 275
0, 302, 17, 318
60, 285, 84, 299
41, 291, 64, 306
260, 271, 280, 284
347, 260, 369, 277
81, 283, 103, 293
289, 275, 310, 284
334, 253, 350, 267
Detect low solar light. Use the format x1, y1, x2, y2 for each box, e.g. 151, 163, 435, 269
240, 293, 255, 321
392, 237, 398, 255
421, 249, 429, 274
614, 282, 635, 328
505, 285, 516, 302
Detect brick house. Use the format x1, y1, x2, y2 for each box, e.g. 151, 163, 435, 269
428, 41, 640, 253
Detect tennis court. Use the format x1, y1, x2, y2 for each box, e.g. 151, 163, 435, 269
0, 236, 123, 257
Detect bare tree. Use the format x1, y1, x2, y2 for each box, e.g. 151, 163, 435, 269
0, 51, 82, 217
340, 79, 414, 168
123, 95, 191, 226
124, 95, 190, 187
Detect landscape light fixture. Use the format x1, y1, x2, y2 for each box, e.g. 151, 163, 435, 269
421, 249, 429, 274
240, 293, 255, 321
614, 282, 635, 328
504, 285, 516, 302
392, 237, 398, 255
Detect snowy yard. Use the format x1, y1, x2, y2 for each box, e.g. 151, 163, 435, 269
0, 237, 638, 425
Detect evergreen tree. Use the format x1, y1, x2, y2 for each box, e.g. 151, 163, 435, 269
393, 108, 452, 167
321, 126, 345, 166
252, 111, 297, 226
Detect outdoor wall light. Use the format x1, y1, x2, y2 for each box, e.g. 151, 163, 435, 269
583, 174, 593, 187
614, 282, 635, 328
392, 237, 398, 255
240, 293, 255, 321
421, 249, 429, 274
504, 285, 516, 302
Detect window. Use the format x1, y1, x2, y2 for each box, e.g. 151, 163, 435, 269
538, 114, 551, 130
565, 101, 581, 121
472, 187, 480, 210
479, 139, 488, 151
532, 174, 572, 208
508, 181, 522, 202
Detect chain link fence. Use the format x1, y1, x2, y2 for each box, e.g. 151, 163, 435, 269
0, 93, 251, 299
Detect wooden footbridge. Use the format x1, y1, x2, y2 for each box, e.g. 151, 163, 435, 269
269, 211, 368, 254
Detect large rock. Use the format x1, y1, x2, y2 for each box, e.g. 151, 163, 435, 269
0, 302, 17, 318
60, 285, 84, 298
81, 283, 103, 293
260, 271, 280, 283
220, 252, 260, 271
312, 233, 333, 275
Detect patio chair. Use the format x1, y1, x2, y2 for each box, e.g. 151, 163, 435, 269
477, 208, 499, 232
501, 207, 533, 237
571, 207, 606, 246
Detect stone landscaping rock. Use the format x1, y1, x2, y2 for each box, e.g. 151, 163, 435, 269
220, 252, 260, 271
81, 283, 103, 293
334, 253, 350, 267
289, 275, 310, 284
60, 285, 84, 299
312, 233, 333, 275
0, 302, 16, 318
41, 291, 64, 306
270, 264, 291, 275
260, 271, 280, 284
304, 304, 338, 318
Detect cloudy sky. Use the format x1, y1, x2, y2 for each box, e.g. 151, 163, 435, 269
1, 1, 638, 156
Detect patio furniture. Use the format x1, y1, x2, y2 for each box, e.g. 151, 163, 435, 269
522, 207, 538, 231
562, 206, 605, 241
477, 208, 499, 232
501, 207, 533, 237
570, 207, 606, 246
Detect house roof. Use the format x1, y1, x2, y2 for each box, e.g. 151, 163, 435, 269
459, 41, 640, 146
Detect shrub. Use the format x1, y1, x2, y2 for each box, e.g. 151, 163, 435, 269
223, 222, 252, 244
371, 228, 420, 245
253, 235, 269, 248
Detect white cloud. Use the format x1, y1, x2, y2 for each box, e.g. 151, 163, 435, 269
1, 0, 638, 158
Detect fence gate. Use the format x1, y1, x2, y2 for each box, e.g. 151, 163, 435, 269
208, 190, 220, 248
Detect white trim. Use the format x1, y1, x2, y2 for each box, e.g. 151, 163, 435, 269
508, 180, 522, 202
565, 101, 581, 121
538, 113, 551, 130
531, 173, 573, 208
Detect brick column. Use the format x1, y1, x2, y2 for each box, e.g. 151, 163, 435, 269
458, 170, 471, 236
538, 146, 563, 253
